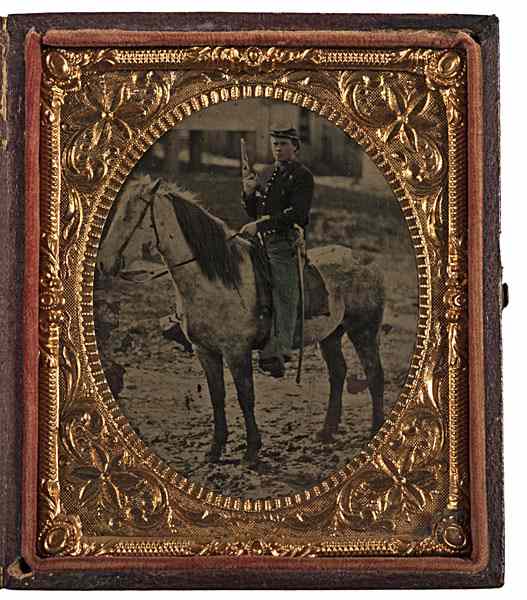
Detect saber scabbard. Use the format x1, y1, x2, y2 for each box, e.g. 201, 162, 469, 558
295, 226, 305, 385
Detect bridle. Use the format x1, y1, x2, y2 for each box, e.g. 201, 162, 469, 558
114, 191, 242, 276
115, 193, 156, 259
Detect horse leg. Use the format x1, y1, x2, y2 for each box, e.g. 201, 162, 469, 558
225, 351, 262, 462
196, 348, 227, 462
347, 326, 384, 435
318, 326, 347, 442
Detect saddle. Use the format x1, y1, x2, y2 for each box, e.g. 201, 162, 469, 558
248, 238, 330, 349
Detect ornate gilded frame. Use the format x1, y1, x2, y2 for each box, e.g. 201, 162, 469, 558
16, 24, 493, 584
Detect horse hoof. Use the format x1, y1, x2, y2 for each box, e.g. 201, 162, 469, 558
244, 443, 262, 465
258, 357, 285, 378
243, 451, 259, 465
317, 429, 336, 444
206, 445, 225, 463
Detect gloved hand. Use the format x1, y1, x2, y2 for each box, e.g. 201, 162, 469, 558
239, 221, 258, 236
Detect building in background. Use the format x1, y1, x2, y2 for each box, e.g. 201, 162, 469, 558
142, 99, 369, 180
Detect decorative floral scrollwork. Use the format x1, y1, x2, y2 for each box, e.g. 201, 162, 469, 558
70, 445, 162, 530
59, 311, 83, 417
389, 412, 444, 471
444, 235, 468, 368
186, 46, 315, 74
275, 69, 340, 97
60, 399, 106, 464
421, 188, 446, 279
62, 188, 84, 279
425, 51, 465, 127
416, 321, 446, 412
330, 316, 446, 534
39, 234, 65, 369
61, 402, 171, 533
39, 475, 116, 557
336, 430, 444, 531
38, 478, 81, 557
339, 72, 392, 129
379, 84, 431, 151
425, 51, 464, 90
62, 71, 171, 189
339, 71, 445, 194
44, 49, 118, 91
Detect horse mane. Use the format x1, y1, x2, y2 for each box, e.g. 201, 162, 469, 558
164, 185, 244, 289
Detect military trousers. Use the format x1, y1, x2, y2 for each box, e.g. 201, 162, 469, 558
260, 230, 300, 361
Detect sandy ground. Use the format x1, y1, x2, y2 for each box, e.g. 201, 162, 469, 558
96, 169, 418, 499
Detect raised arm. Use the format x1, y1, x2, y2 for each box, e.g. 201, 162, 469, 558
241, 171, 258, 219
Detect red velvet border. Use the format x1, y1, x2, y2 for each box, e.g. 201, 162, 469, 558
43, 28, 475, 49
22, 28, 488, 575
22, 30, 42, 571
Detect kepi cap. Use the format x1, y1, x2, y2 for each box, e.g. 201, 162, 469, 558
269, 127, 300, 142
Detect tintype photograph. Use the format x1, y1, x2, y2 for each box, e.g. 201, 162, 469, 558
4, 16, 501, 585
95, 99, 417, 499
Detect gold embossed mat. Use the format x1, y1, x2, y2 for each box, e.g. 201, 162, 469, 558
16, 24, 491, 580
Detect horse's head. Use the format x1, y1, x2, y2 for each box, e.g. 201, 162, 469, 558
97, 175, 162, 277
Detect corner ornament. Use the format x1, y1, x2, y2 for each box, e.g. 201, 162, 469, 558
61, 70, 172, 189
434, 509, 469, 551
43, 49, 118, 94
338, 70, 446, 195
39, 479, 82, 557
425, 50, 465, 126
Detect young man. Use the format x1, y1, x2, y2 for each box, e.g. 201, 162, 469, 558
240, 127, 314, 378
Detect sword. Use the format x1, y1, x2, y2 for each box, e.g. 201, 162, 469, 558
294, 224, 305, 385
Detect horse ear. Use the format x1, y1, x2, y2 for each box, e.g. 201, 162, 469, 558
151, 178, 162, 194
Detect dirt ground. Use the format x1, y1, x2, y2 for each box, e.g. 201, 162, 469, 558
96, 168, 418, 499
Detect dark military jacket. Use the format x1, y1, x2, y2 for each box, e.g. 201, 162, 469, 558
243, 160, 314, 235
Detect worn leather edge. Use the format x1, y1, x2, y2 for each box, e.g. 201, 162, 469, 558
479, 16, 504, 587
0, 20, 10, 590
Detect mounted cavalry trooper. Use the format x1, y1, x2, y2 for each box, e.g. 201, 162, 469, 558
240, 127, 314, 378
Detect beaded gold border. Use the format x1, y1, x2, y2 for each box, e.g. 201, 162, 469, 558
82, 84, 431, 511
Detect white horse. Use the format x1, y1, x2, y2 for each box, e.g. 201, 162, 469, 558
98, 177, 385, 463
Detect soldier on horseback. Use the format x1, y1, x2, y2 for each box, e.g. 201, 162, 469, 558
240, 127, 314, 378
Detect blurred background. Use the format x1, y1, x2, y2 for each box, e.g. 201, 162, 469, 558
139, 98, 387, 187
